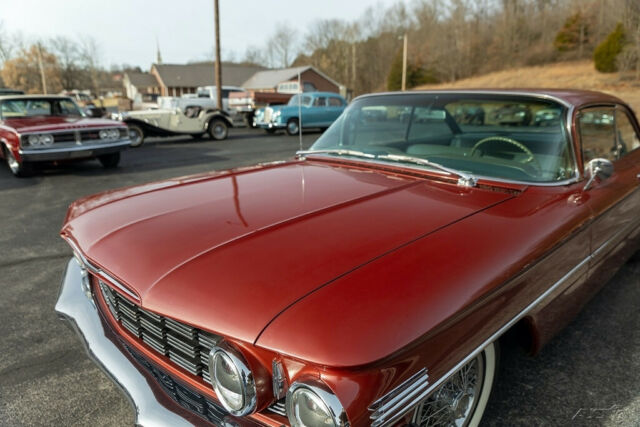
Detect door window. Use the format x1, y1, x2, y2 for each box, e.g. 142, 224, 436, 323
313, 97, 327, 107
615, 109, 640, 157
578, 107, 616, 163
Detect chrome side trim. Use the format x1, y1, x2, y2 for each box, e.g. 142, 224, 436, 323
64, 237, 140, 303
368, 368, 429, 426
368, 255, 590, 426
370, 214, 640, 426
591, 204, 640, 263
55, 258, 192, 426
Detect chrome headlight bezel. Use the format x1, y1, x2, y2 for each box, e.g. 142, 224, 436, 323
99, 128, 120, 140
286, 379, 349, 427
209, 343, 257, 416
24, 133, 54, 148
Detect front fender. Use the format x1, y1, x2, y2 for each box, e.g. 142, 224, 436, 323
0, 132, 22, 162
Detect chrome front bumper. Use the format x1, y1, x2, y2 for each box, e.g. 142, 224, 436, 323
20, 139, 130, 162
55, 258, 197, 427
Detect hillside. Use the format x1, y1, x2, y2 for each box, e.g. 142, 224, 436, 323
416, 61, 640, 113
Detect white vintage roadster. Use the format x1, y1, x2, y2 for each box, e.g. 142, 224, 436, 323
115, 98, 234, 147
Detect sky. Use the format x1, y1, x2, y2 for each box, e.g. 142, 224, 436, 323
1, 0, 402, 69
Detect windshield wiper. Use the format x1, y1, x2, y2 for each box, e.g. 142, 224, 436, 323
296, 149, 376, 159
376, 154, 477, 187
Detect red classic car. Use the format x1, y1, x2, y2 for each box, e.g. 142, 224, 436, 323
56, 89, 640, 426
0, 95, 130, 176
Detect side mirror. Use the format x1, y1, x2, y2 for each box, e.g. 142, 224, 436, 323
583, 158, 614, 191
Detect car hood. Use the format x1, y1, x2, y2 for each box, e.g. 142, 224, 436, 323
3, 116, 122, 133
62, 160, 513, 346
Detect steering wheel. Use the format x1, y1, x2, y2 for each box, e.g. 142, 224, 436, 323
470, 136, 542, 172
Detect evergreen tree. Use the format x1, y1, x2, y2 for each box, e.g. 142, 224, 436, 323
594, 23, 627, 73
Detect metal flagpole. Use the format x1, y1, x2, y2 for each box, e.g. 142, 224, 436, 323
298, 72, 303, 151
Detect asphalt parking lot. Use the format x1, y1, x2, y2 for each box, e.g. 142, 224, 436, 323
0, 128, 638, 426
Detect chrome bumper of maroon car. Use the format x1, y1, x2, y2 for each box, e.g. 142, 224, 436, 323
19, 139, 130, 162
54, 258, 206, 427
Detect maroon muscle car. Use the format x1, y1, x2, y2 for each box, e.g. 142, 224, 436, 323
56, 90, 640, 426
0, 95, 130, 176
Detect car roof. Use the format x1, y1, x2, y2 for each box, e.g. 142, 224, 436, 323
0, 94, 73, 101
356, 89, 625, 109
306, 92, 344, 98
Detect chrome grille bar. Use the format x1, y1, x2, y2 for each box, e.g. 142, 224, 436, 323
98, 280, 220, 383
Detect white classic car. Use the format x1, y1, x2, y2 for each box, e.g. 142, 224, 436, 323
115, 97, 234, 147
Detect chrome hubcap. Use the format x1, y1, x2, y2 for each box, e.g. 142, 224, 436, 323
129, 129, 142, 144
288, 121, 298, 134
6, 151, 19, 173
414, 355, 484, 426
213, 124, 226, 139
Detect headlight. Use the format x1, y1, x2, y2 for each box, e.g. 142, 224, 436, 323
210, 344, 256, 416
272, 110, 281, 122
99, 128, 120, 140
286, 380, 348, 427
26, 133, 53, 147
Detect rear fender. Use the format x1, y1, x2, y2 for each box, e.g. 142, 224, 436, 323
205, 113, 233, 129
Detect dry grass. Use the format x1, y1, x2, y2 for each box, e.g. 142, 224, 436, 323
416, 60, 640, 113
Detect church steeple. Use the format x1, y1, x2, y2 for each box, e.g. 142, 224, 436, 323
156, 37, 162, 64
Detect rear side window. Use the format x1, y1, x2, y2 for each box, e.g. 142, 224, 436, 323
328, 97, 343, 107
578, 107, 616, 163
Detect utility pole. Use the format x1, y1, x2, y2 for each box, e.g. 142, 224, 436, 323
213, 0, 222, 110
401, 32, 408, 91
36, 43, 47, 94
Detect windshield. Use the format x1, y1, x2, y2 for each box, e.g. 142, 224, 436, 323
0, 98, 83, 118
288, 94, 312, 107
310, 93, 574, 183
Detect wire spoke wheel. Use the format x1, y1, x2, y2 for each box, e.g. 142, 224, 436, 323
128, 125, 144, 147
414, 343, 496, 427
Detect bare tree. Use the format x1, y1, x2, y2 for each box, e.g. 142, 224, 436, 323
243, 45, 268, 66
78, 37, 101, 95
49, 36, 80, 90
266, 22, 298, 68
0, 22, 22, 66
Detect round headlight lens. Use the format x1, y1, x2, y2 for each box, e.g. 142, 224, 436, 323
27, 134, 53, 147
210, 347, 256, 416
28, 134, 41, 146
288, 387, 336, 427
99, 129, 109, 139
40, 134, 53, 146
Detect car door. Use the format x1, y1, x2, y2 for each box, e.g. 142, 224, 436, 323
304, 96, 326, 127
170, 106, 203, 132
578, 105, 640, 292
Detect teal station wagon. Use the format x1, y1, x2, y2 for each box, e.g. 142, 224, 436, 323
257, 92, 347, 135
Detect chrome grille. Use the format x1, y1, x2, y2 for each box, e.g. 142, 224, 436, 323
99, 280, 221, 383
53, 132, 76, 143
267, 399, 287, 417
26, 127, 128, 146
125, 344, 228, 425
263, 107, 273, 122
